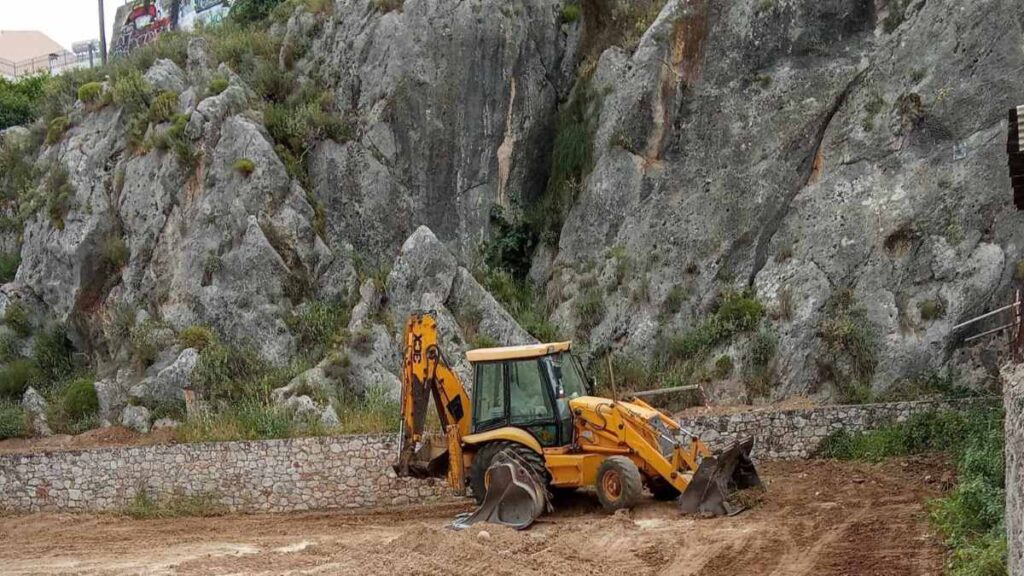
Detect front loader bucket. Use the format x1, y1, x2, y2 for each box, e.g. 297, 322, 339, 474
452, 456, 548, 530
679, 437, 761, 517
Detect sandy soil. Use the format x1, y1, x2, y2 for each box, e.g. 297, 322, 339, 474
0, 457, 950, 576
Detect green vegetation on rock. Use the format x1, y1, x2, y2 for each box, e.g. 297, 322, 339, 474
0, 399, 28, 440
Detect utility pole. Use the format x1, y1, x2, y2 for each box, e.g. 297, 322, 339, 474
98, 0, 108, 66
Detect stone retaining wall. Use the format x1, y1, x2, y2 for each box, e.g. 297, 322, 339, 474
0, 397, 999, 514
675, 397, 1000, 460
0, 435, 452, 514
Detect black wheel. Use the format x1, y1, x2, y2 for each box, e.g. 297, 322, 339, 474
595, 456, 643, 512
647, 477, 681, 501
468, 441, 548, 505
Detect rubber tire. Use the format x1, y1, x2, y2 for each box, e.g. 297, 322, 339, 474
647, 477, 681, 501
468, 441, 548, 505
596, 456, 643, 512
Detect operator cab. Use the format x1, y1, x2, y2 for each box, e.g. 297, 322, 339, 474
466, 343, 593, 448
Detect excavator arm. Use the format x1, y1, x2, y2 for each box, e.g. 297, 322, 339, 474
394, 313, 472, 480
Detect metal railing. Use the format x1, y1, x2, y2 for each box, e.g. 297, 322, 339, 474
954, 290, 1024, 362
0, 51, 98, 80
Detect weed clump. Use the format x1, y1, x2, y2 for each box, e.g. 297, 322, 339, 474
816, 289, 877, 403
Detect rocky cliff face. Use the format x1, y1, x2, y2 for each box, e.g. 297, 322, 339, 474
539, 0, 1024, 400
2, 0, 1023, 423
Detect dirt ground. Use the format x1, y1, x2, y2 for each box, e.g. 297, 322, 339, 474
0, 427, 178, 455
0, 457, 951, 576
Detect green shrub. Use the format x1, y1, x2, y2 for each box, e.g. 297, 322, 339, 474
531, 78, 596, 241
0, 74, 50, 130
0, 252, 20, 282
0, 359, 38, 399
481, 206, 536, 280
3, 301, 31, 336
207, 74, 230, 97
743, 329, 777, 399
77, 82, 103, 104
471, 334, 499, 349
44, 115, 71, 146
32, 325, 74, 383
561, 4, 581, 22
286, 300, 349, 359
191, 343, 269, 402
816, 289, 878, 403
0, 332, 17, 362
110, 70, 151, 113
713, 355, 733, 379
233, 158, 256, 176
178, 325, 217, 351
103, 233, 130, 269
60, 377, 99, 422
918, 298, 946, 322
574, 286, 605, 339
129, 320, 172, 367
43, 164, 75, 230
149, 91, 179, 124
374, 0, 404, 12
660, 285, 687, 319
230, 0, 288, 23
1, 136, 40, 205
664, 291, 765, 363
474, 267, 560, 343
0, 400, 27, 440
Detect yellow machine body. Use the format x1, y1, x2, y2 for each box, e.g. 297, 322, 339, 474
395, 312, 759, 516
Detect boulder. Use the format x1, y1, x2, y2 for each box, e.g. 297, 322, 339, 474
120, 405, 151, 434
321, 405, 341, 428
94, 368, 134, 425
283, 395, 320, 421
152, 418, 180, 431
386, 226, 459, 324
20, 387, 52, 437
131, 348, 199, 404
143, 59, 187, 95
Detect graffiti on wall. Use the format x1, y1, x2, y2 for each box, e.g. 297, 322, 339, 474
111, 0, 173, 57
177, 0, 234, 31
110, 0, 234, 57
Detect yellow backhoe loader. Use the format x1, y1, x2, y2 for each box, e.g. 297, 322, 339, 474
394, 312, 760, 528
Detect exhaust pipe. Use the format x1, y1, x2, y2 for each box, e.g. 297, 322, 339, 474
678, 437, 762, 516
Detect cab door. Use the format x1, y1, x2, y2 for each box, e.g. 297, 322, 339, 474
507, 359, 560, 447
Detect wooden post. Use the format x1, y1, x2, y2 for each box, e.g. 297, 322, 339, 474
98, 0, 108, 66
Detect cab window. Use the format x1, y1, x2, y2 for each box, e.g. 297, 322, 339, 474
553, 353, 588, 399
508, 359, 554, 421
473, 362, 505, 429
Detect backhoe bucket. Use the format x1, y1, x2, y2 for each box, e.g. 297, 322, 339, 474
678, 437, 761, 516
452, 454, 549, 530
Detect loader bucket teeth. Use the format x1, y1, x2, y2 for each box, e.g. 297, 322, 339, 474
678, 437, 761, 517
453, 455, 548, 530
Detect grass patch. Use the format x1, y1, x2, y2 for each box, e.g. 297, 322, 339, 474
0, 359, 38, 400
31, 324, 74, 383
148, 91, 179, 124
0, 399, 28, 439
574, 285, 605, 339
474, 266, 561, 343
816, 289, 878, 403
103, 233, 130, 270
178, 325, 217, 351
233, 158, 256, 176
123, 489, 226, 519
817, 408, 1005, 576
918, 298, 946, 322
286, 299, 350, 360
561, 4, 581, 22
0, 253, 21, 283
336, 385, 400, 435
663, 290, 764, 363
44, 115, 71, 146
77, 82, 103, 104
4, 300, 31, 336
175, 397, 324, 442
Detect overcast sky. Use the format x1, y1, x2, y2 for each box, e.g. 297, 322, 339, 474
2, 0, 127, 51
